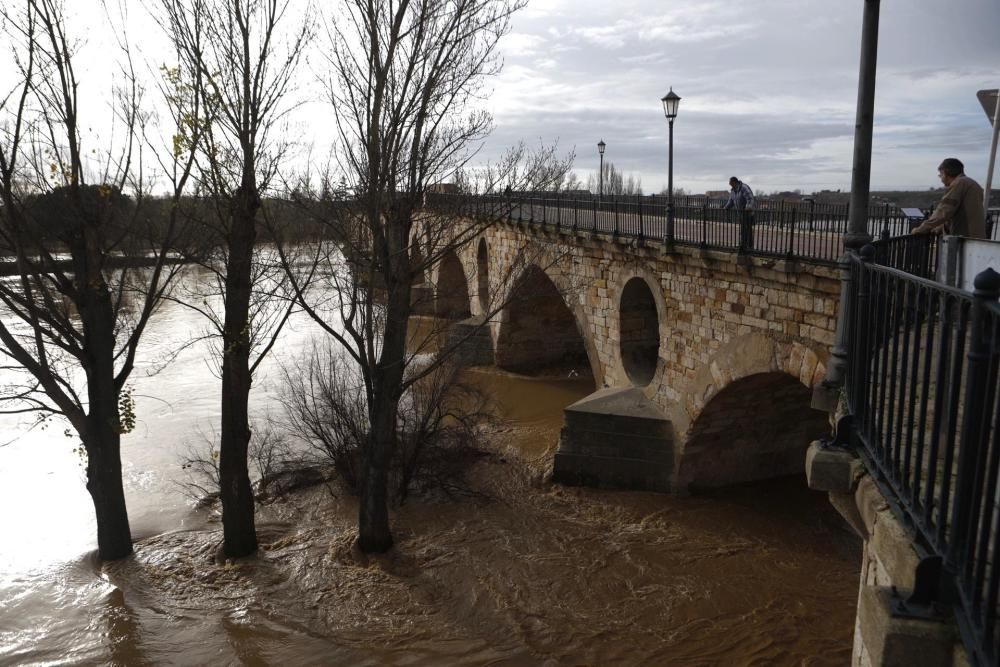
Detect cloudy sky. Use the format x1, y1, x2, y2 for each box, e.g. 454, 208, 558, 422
482, 0, 1000, 194
2, 0, 997, 196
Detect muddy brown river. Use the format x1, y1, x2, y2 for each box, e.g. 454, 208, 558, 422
0, 269, 859, 666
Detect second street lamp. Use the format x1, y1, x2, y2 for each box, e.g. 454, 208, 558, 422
661, 88, 680, 245
597, 139, 606, 201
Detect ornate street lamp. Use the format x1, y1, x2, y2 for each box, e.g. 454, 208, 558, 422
661, 88, 680, 244
597, 139, 606, 201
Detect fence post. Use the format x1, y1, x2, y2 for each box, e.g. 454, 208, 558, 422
613, 197, 620, 239
701, 202, 707, 247
850, 244, 876, 416
786, 203, 796, 258
556, 196, 561, 231
948, 268, 1000, 572
637, 195, 644, 241
573, 198, 578, 232
664, 198, 675, 247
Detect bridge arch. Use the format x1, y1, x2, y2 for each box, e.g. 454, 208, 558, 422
495, 264, 594, 378
677, 371, 829, 489
674, 334, 830, 489
476, 237, 489, 314
436, 249, 471, 319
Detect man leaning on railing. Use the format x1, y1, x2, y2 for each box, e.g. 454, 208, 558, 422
722, 176, 755, 252
911, 158, 987, 239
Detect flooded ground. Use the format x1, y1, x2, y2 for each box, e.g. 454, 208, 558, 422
0, 272, 859, 666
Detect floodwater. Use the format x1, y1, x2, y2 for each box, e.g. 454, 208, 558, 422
0, 267, 860, 666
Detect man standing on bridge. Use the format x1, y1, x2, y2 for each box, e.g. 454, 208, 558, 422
723, 176, 756, 252
912, 158, 986, 239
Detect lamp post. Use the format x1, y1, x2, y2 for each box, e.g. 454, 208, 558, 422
814, 0, 880, 411
597, 139, 606, 201
661, 88, 681, 245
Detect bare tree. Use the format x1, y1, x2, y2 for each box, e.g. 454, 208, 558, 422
557, 170, 583, 192
587, 161, 643, 196
156, 0, 313, 558
285, 0, 573, 553
278, 339, 496, 503
0, 0, 200, 559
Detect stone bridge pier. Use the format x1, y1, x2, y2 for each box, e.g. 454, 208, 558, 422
424, 219, 841, 493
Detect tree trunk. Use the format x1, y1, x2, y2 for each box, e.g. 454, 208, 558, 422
358, 215, 412, 553
84, 424, 133, 560
79, 237, 133, 561
219, 190, 258, 558
358, 390, 397, 553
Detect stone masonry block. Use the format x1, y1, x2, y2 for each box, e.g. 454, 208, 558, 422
805, 441, 865, 493
856, 475, 891, 536
858, 586, 955, 667
871, 508, 921, 592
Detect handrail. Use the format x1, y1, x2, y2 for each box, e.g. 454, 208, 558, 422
845, 237, 1000, 665
426, 191, 917, 265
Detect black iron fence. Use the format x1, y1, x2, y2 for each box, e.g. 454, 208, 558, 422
871, 233, 940, 280
845, 236, 1000, 665
428, 193, 1000, 260
427, 192, 932, 265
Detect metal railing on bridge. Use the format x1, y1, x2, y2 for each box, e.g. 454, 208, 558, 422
426, 192, 952, 265
844, 233, 1000, 665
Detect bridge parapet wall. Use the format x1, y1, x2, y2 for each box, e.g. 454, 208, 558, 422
459, 221, 839, 383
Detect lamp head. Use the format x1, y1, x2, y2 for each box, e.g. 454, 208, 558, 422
661, 88, 681, 120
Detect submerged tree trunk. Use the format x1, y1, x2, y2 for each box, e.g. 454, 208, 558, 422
219, 189, 259, 558
359, 387, 398, 553
84, 425, 132, 560
358, 216, 412, 553
80, 246, 133, 561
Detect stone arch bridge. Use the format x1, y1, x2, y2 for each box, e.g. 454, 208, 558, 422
417, 217, 841, 492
